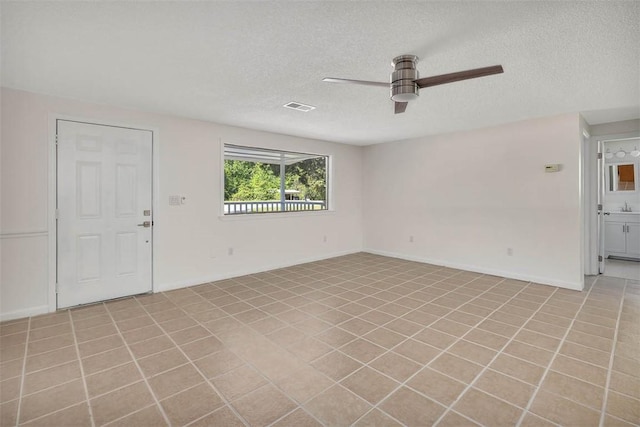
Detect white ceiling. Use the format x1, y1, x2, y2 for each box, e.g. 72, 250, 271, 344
1, 1, 639, 145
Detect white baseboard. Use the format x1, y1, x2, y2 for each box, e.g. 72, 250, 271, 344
155, 249, 362, 293
1, 250, 362, 321
0, 305, 50, 322
364, 248, 584, 291
2, 248, 582, 322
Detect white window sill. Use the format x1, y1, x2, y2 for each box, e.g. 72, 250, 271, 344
218, 209, 335, 221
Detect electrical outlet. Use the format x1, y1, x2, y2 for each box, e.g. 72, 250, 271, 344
409, 235, 414, 243
228, 247, 234, 256
323, 235, 327, 243
507, 248, 513, 256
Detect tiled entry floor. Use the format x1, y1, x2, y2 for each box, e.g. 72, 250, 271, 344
604, 258, 640, 281
1, 253, 638, 426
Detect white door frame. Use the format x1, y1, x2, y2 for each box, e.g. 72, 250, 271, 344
584, 130, 640, 277
597, 139, 605, 274
48, 115, 160, 312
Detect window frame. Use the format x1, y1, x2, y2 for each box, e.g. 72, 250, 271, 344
221, 143, 331, 217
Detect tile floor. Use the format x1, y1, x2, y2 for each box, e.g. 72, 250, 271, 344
604, 258, 640, 281
1, 253, 639, 426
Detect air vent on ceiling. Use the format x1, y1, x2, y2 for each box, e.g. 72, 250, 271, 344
283, 102, 316, 112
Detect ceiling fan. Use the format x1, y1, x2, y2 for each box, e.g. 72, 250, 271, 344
323, 55, 504, 114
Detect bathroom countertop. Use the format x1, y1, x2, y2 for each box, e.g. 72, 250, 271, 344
606, 211, 640, 215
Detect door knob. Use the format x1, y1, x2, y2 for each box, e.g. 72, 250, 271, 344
137, 221, 151, 228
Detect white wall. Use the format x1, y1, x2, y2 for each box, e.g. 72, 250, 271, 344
362, 113, 584, 290
0, 88, 364, 320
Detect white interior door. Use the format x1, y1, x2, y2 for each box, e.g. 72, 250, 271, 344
57, 120, 153, 308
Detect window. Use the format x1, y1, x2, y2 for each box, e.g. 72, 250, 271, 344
223, 144, 329, 215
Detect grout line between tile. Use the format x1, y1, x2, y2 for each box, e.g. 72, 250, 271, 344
67, 308, 96, 427
134, 300, 251, 427
18, 374, 84, 399
514, 277, 609, 427
18, 402, 98, 426
4, 255, 636, 427
347, 273, 516, 426
598, 279, 628, 427
99, 403, 161, 427
102, 303, 172, 427
204, 260, 456, 426
218, 339, 334, 426
13, 316, 31, 427
263, 397, 327, 427
430, 282, 561, 426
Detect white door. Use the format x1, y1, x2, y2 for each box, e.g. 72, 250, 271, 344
57, 120, 153, 308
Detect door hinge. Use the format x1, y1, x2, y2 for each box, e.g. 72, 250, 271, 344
55, 282, 59, 293
597, 153, 602, 160
55, 134, 59, 146
598, 255, 603, 262
55, 209, 59, 219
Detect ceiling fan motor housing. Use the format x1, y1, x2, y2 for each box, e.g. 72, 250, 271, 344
391, 55, 419, 102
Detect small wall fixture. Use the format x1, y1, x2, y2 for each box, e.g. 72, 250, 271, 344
283, 102, 316, 112
605, 149, 614, 159
615, 149, 626, 158
544, 164, 560, 173
631, 147, 640, 157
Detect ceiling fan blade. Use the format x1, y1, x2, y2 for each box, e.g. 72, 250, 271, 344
415, 65, 504, 88
394, 101, 408, 114
322, 77, 389, 88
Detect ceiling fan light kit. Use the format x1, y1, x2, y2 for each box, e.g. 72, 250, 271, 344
391, 55, 420, 102
609, 147, 640, 158
323, 54, 504, 114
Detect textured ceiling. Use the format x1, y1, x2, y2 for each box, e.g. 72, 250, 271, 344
1, 1, 639, 145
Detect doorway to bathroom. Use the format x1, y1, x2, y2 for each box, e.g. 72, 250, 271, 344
597, 135, 640, 281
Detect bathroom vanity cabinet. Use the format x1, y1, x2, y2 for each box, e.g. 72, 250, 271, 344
604, 213, 640, 260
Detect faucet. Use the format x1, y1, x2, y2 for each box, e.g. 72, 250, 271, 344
622, 201, 632, 212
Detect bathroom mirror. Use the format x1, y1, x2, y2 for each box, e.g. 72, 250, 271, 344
607, 163, 636, 192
